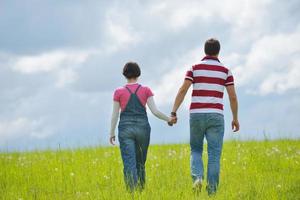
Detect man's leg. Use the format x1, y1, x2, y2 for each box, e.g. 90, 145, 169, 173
205, 114, 224, 195
190, 114, 205, 183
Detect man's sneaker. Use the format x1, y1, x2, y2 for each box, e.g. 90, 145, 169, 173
206, 185, 217, 196
193, 179, 202, 192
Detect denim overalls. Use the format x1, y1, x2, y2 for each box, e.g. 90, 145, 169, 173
118, 85, 151, 191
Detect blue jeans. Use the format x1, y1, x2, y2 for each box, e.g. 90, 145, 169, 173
190, 113, 224, 194
118, 121, 150, 191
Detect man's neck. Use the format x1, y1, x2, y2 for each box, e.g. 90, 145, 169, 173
206, 54, 218, 58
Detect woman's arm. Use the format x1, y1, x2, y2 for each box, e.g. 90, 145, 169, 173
147, 96, 171, 122
110, 101, 120, 141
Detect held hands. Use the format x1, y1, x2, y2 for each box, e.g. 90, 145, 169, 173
168, 112, 177, 126
168, 116, 177, 126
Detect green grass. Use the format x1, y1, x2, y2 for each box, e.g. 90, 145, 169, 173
0, 140, 299, 200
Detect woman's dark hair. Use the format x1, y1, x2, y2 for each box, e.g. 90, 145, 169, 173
122, 62, 141, 79
204, 38, 221, 56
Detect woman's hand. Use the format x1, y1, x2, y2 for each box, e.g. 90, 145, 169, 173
110, 136, 116, 145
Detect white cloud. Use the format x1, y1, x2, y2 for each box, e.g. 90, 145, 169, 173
259, 59, 300, 94
151, 48, 202, 106
216, 0, 272, 41
147, 0, 271, 38
13, 50, 90, 74
55, 68, 79, 88
152, 24, 300, 102
8, 49, 95, 88
234, 28, 300, 94
104, 6, 141, 53
147, 0, 211, 30
148, 1, 211, 30
0, 117, 53, 144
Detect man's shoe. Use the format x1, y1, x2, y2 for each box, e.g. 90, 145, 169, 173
206, 185, 217, 196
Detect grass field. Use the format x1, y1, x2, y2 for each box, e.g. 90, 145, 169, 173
0, 140, 299, 200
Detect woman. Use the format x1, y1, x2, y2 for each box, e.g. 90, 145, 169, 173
109, 62, 175, 191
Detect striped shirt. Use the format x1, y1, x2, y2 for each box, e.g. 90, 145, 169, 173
185, 56, 234, 114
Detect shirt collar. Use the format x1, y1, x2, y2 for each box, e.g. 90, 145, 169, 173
201, 56, 220, 62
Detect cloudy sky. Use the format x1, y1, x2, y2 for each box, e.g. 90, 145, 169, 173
0, 0, 299, 151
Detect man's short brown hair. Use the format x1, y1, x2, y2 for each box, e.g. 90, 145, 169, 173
204, 38, 221, 56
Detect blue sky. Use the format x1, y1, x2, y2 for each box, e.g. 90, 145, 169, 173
0, 0, 300, 151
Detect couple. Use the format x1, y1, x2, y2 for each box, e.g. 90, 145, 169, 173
109, 38, 239, 196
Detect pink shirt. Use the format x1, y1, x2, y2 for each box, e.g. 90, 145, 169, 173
113, 83, 154, 111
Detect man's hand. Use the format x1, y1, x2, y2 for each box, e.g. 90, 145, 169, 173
232, 119, 240, 132
109, 136, 116, 145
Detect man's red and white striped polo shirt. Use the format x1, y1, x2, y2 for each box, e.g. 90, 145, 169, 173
185, 56, 234, 114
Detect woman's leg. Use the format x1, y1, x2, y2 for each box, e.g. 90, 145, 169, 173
135, 126, 150, 189
118, 128, 138, 191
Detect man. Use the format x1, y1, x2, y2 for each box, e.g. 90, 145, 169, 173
170, 38, 239, 195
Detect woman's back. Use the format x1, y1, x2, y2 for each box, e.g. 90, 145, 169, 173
113, 83, 153, 112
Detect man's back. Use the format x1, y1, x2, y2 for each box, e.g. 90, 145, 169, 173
185, 56, 234, 114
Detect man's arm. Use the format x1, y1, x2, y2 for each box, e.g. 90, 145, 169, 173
225, 85, 240, 132
171, 80, 192, 114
